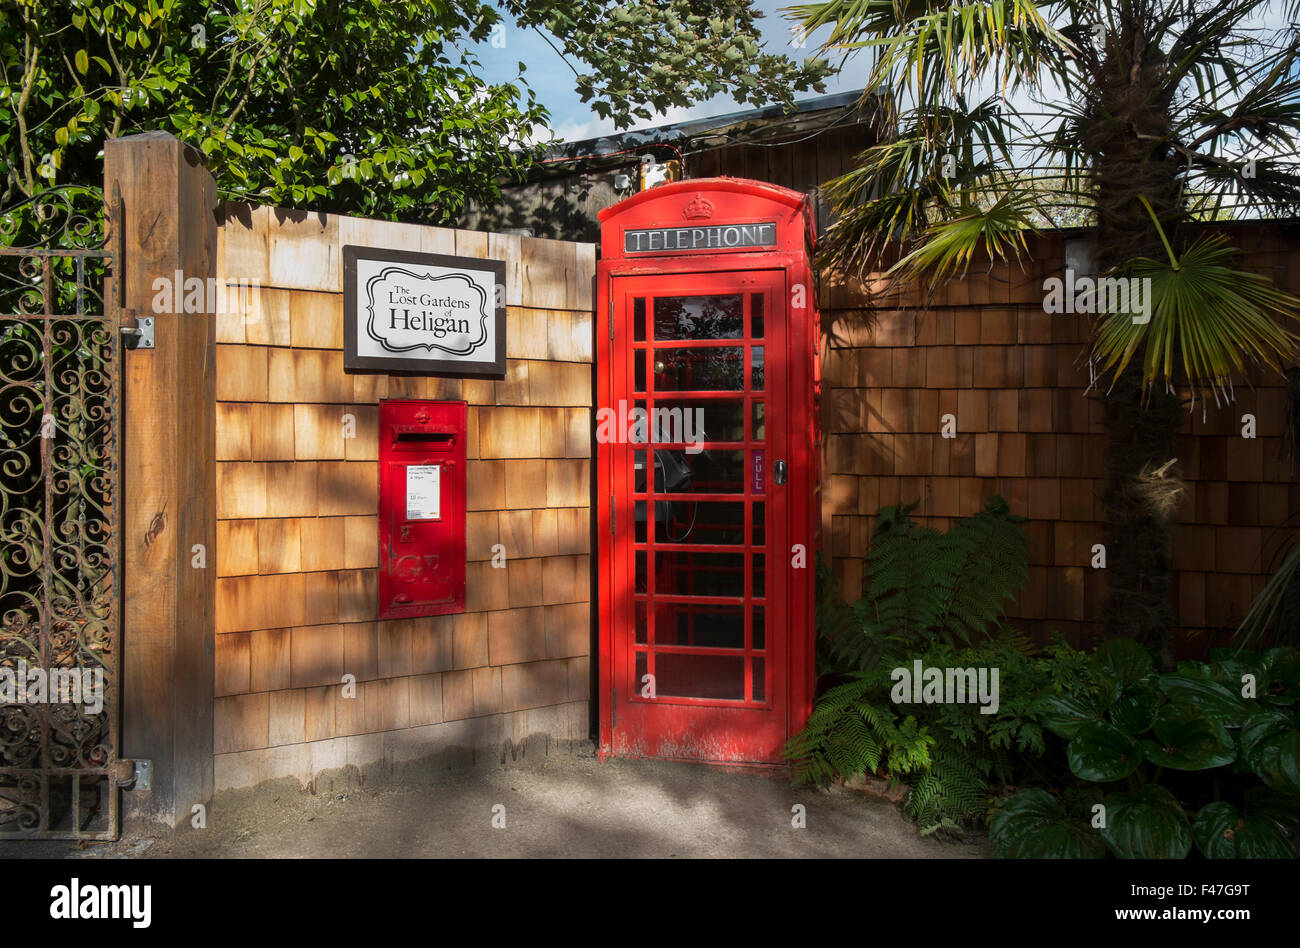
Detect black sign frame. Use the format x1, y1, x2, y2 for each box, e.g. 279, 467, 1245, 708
343, 244, 507, 378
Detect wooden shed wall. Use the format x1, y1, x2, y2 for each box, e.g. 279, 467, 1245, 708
818, 224, 1300, 651
466, 127, 1300, 654
210, 206, 595, 790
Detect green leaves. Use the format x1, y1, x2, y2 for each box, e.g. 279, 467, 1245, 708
1100, 785, 1193, 859
510, 0, 832, 131
1110, 683, 1160, 735
889, 185, 1038, 288
1157, 673, 1252, 725
990, 789, 1106, 858
1142, 703, 1237, 770
846, 496, 1027, 658
1240, 711, 1300, 795
786, 0, 1071, 115
1091, 232, 1300, 404
3, 0, 552, 217
1067, 721, 1142, 782
1036, 690, 1107, 739
1192, 800, 1295, 858
1095, 638, 1155, 694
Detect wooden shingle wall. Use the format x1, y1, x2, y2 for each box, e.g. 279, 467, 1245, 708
819, 225, 1300, 651
211, 206, 595, 790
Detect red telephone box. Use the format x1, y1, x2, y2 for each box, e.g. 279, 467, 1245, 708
596, 178, 820, 765
378, 399, 467, 620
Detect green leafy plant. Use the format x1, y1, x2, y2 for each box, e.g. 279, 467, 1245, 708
1235, 528, 1300, 648
822, 497, 1028, 672
2, 0, 828, 218
788, 498, 1044, 830
990, 641, 1300, 858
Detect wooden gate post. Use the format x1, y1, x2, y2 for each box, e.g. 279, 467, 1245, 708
105, 132, 217, 829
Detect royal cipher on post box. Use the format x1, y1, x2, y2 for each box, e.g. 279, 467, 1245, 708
596, 178, 821, 766
378, 400, 467, 620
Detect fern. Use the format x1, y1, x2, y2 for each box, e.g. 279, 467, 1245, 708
829, 497, 1029, 665
905, 738, 991, 826
787, 496, 1051, 833
785, 673, 935, 784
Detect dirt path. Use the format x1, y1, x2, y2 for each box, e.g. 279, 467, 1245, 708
2, 749, 987, 859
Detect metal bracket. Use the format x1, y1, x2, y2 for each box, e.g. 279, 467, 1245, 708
113, 758, 153, 790
120, 315, 154, 350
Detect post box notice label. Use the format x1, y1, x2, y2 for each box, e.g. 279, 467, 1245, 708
405, 465, 441, 521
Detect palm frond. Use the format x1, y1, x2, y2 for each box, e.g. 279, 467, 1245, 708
1235, 536, 1300, 648
888, 184, 1040, 287
1091, 231, 1300, 404
785, 0, 1074, 112
816, 95, 1015, 275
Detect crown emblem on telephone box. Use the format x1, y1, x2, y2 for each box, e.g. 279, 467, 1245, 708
682, 194, 714, 220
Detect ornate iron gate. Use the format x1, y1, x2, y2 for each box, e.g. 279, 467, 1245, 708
0, 185, 124, 839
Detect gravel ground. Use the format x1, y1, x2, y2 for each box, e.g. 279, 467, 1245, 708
0, 746, 987, 859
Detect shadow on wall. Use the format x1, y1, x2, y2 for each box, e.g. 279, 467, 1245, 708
463, 172, 627, 243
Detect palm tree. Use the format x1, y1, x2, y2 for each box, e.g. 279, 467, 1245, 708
788, 0, 1300, 663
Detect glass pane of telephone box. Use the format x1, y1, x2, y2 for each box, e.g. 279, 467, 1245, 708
654, 602, 745, 648
655, 653, 745, 700
654, 347, 745, 391
649, 399, 743, 443
654, 551, 745, 598
634, 447, 743, 495
634, 297, 646, 341
656, 501, 746, 545
653, 295, 743, 340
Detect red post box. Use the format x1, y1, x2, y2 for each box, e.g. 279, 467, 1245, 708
596, 178, 821, 766
378, 399, 467, 619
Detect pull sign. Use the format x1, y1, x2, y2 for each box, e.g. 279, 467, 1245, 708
752, 449, 766, 495
406, 464, 442, 520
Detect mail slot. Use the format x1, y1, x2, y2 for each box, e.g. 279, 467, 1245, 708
378, 399, 467, 619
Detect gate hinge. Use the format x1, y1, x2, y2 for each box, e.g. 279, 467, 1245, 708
112, 758, 152, 790
120, 309, 154, 350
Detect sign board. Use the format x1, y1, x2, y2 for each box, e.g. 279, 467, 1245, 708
623, 222, 777, 254
344, 245, 506, 377
405, 464, 442, 521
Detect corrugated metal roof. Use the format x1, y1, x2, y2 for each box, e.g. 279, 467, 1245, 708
533, 89, 876, 174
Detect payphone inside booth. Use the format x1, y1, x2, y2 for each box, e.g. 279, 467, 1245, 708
596, 179, 821, 765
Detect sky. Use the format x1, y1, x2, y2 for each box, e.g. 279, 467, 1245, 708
466, 0, 870, 145
463, 1, 1298, 207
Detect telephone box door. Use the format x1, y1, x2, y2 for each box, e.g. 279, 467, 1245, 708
606, 269, 790, 762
